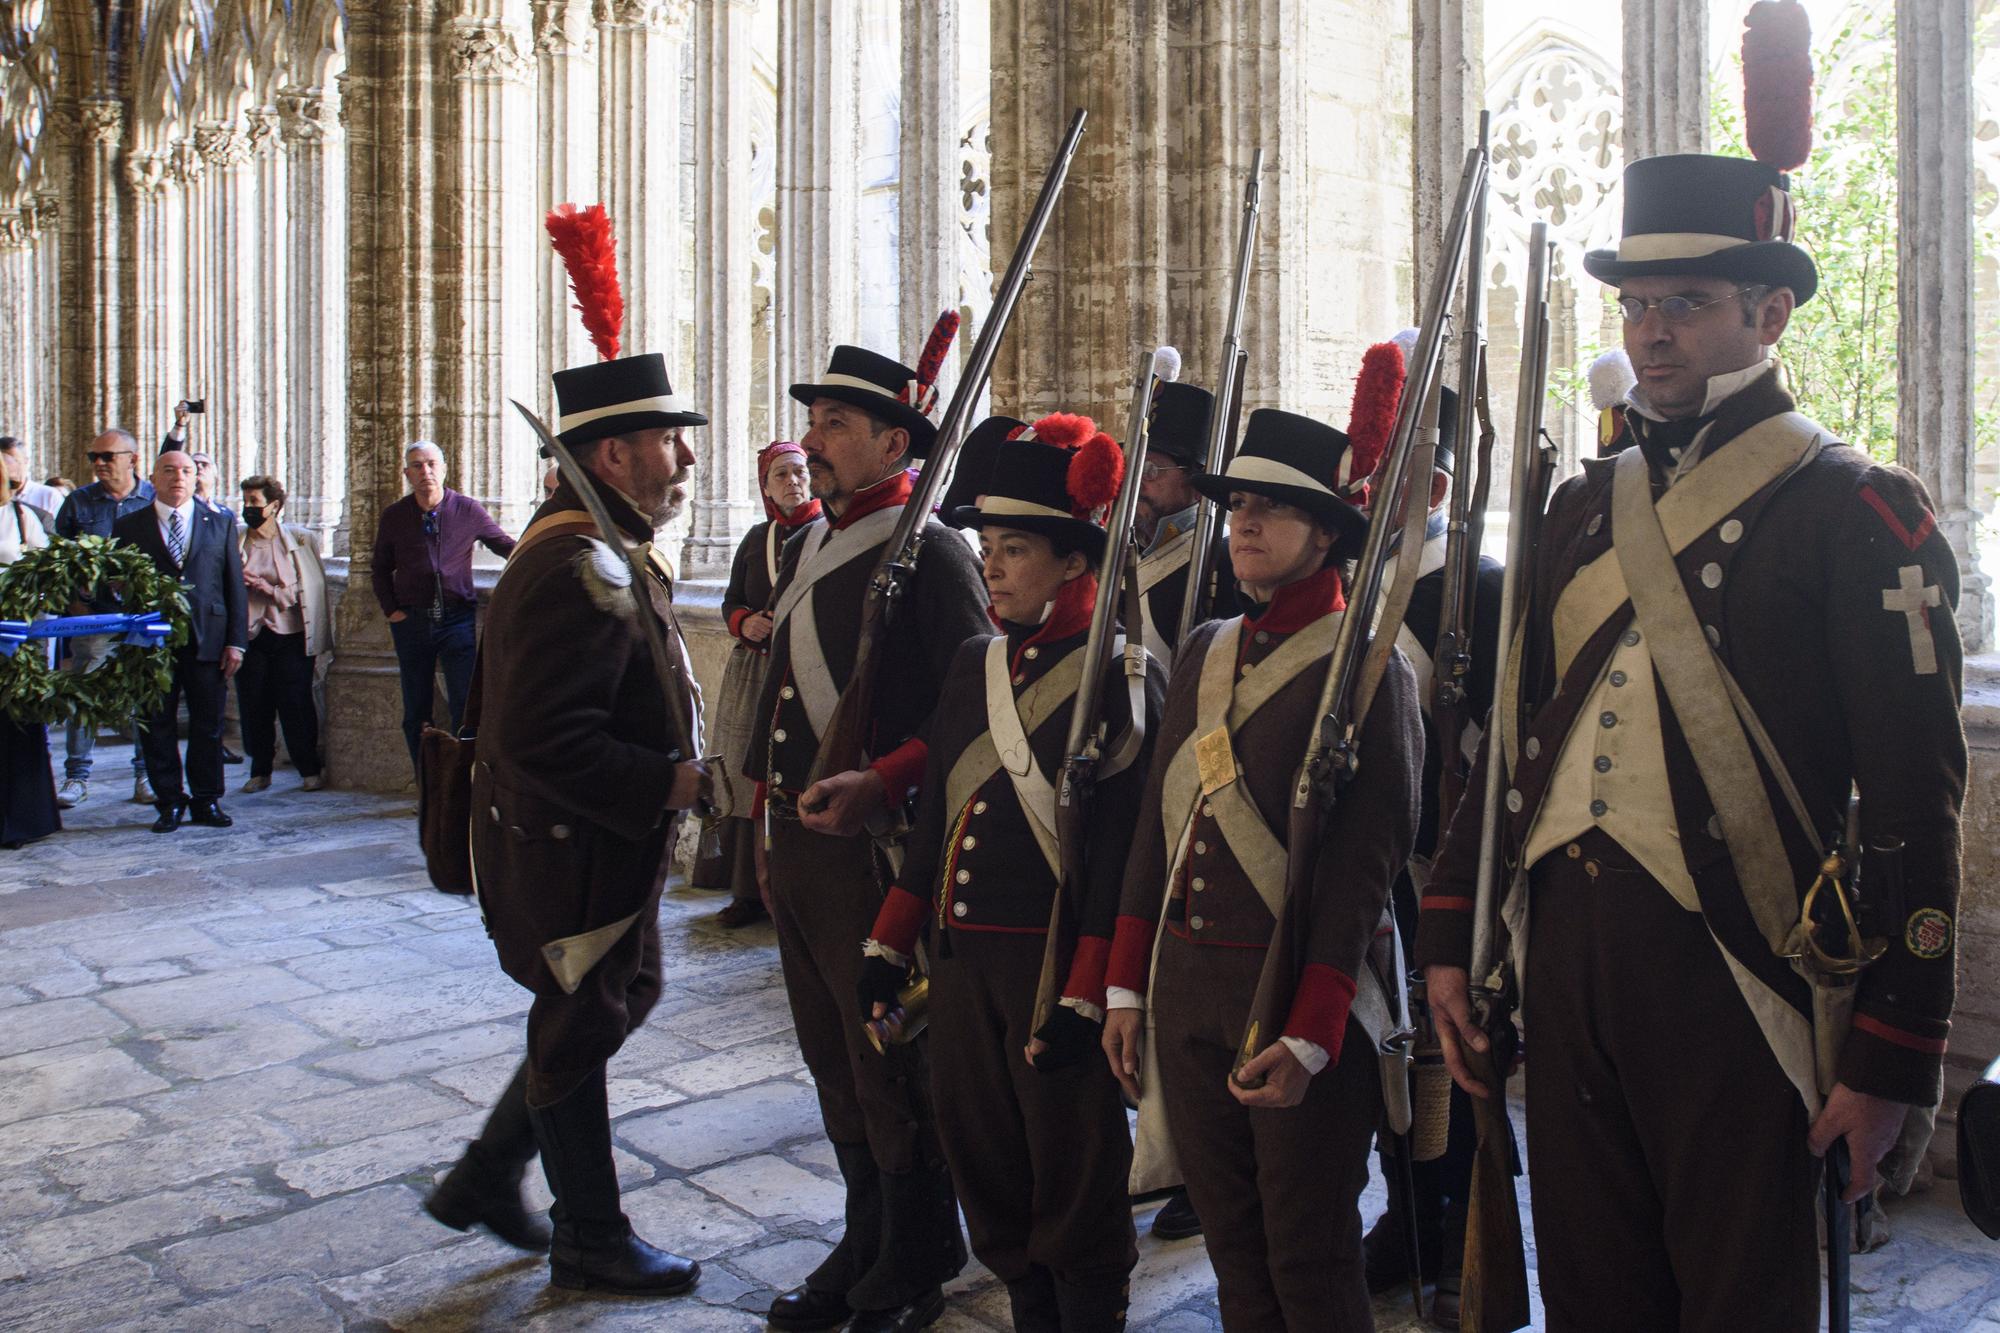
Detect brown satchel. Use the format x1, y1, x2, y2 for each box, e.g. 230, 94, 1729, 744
416, 511, 599, 896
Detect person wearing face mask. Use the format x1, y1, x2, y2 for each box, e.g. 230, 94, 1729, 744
857, 413, 1165, 1332
1100, 405, 1423, 1331
706, 441, 821, 928
236, 476, 329, 793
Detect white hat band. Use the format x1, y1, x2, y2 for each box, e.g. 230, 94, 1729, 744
975, 496, 1074, 522
559, 393, 695, 433
1616, 231, 1754, 263
1224, 455, 1335, 497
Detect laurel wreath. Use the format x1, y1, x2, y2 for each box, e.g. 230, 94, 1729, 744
0, 535, 190, 728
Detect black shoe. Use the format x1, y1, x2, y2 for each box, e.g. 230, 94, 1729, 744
1363, 1205, 1441, 1293
1151, 1188, 1203, 1240
1005, 1265, 1060, 1333
222, 746, 244, 764
766, 1284, 852, 1331
548, 1228, 699, 1294
716, 897, 768, 929
151, 804, 184, 834
1053, 1266, 1131, 1333
845, 1287, 945, 1333
425, 1155, 551, 1253
188, 800, 233, 828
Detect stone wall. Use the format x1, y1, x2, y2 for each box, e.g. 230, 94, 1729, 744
1946, 659, 2000, 1171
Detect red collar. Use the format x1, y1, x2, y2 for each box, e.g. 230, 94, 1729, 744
996, 574, 1098, 674
831, 470, 913, 530
767, 496, 823, 527
1244, 564, 1346, 634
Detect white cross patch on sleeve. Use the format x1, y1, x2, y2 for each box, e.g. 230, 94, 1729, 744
1882, 564, 1943, 675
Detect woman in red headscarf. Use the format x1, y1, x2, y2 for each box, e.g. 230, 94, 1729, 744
705, 441, 821, 926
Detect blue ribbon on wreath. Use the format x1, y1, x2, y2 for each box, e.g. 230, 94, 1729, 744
0, 612, 175, 657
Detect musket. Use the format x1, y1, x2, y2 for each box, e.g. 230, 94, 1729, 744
1430, 111, 1494, 822
1176, 152, 1264, 644
806, 108, 1088, 790
1231, 145, 1487, 1086
1029, 345, 1180, 1037
509, 400, 707, 806
1456, 223, 1556, 1333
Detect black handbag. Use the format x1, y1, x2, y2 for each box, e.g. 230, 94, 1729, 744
1961, 1053, 2000, 1240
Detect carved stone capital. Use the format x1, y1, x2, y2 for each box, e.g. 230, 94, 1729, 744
0, 211, 30, 251
194, 122, 252, 170
32, 191, 59, 227
447, 18, 532, 82
277, 86, 339, 145
81, 97, 125, 148
169, 138, 206, 185
245, 107, 283, 158
123, 148, 170, 196
596, 0, 690, 33
534, 0, 597, 55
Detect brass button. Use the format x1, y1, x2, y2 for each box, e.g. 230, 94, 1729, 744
1524, 737, 1541, 761
1566, 843, 1581, 859
1194, 841, 1208, 855
781, 685, 796, 700
1584, 860, 1601, 879
1200, 802, 1214, 818
1720, 519, 1744, 544
1255, 630, 1270, 644
1190, 915, 1205, 930
773, 728, 788, 743
1025, 646, 1040, 659
1701, 562, 1723, 589
1505, 789, 1523, 813
953, 900, 968, 918
770, 771, 783, 786
955, 869, 971, 885
961, 835, 977, 851
1192, 877, 1206, 892
972, 800, 988, 815
1587, 513, 1604, 536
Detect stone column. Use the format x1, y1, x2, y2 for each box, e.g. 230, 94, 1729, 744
533, 0, 599, 421
279, 85, 349, 551
898, 0, 960, 383
249, 107, 289, 482
1623, 0, 1708, 160
0, 207, 36, 440
58, 97, 126, 452
775, 0, 861, 432
446, 4, 540, 536
685, 0, 761, 577
124, 149, 173, 457
1411, 0, 1485, 310
1898, 0, 1990, 650
33, 189, 61, 459
166, 140, 205, 443
598, 0, 690, 363
195, 119, 258, 485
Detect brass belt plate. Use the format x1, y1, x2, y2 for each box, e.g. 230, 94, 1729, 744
1196, 727, 1238, 796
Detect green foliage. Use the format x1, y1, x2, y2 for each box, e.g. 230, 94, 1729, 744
1713, 11, 1900, 463
0, 536, 190, 728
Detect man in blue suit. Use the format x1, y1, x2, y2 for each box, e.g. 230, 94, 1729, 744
113, 450, 249, 832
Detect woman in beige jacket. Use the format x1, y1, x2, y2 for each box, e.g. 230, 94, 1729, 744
237, 475, 330, 791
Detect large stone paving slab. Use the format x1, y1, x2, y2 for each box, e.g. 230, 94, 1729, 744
0, 783, 1996, 1331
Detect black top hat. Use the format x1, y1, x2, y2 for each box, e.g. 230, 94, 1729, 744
1147, 381, 1216, 468
1582, 154, 1818, 304
952, 415, 1122, 560
938, 414, 1026, 530
1189, 408, 1368, 548
789, 346, 941, 457
552, 353, 708, 447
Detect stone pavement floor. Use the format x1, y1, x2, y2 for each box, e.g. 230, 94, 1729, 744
0, 775, 1995, 1331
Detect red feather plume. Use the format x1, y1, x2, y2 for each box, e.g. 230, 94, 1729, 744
1344, 342, 1406, 491
1067, 433, 1124, 518
1029, 412, 1095, 449
1743, 0, 1814, 172
914, 310, 961, 394
546, 203, 624, 361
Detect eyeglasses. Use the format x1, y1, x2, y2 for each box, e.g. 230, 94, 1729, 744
1140, 460, 1187, 480
1616, 288, 1760, 325
86, 451, 134, 463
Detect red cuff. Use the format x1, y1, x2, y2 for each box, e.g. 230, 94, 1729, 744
1282, 963, 1358, 1063
870, 885, 929, 957
1106, 914, 1156, 995
1062, 934, 1113, 1009
869, 739, 929, 805
727, 606, 753, 639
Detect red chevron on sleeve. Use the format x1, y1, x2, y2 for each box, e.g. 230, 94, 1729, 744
1858, 485, 1937, 552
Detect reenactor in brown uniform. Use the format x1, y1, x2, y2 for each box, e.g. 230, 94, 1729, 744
437, 347, 710, 1296
1420, 150, 1967, 1332
1133, 381, 1240, 668
859, 413, 1167, 1331
1102, 408, 1424, 1329
747, 344, 990, 1333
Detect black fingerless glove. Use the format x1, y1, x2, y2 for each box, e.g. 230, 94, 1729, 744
1030, 1003, 1102, 1072
857, 954, 909, 1017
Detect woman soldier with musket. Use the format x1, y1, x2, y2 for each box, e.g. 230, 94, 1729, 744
1101, 401, 1424, 1330
858, 413, 1166, 1331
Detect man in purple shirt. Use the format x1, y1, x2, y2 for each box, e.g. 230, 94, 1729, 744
371, 441, 516, 773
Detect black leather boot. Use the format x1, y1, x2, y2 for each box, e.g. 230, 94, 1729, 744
1053, 1265, 1132, 1333
769, 1140, 877, 1330
1005, 1264, 1060, 1333
529, 1065, 699, 1295
846, 1150, 966, 1314
1150, 1187, 1203, 1240
1365, 1150, 1445, 1293
844, 1287, 945, 1333
425, 1060, 550, 1251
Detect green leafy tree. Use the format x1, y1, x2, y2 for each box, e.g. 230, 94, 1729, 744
1713, 10, 1900, 462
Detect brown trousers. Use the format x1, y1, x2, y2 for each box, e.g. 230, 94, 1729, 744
525, 898, 664, 1107
1524, 829, 1818, 1333
1154, 932, 1380, 1331
768, 811, 935, 1174
929, 929, 1137, 1283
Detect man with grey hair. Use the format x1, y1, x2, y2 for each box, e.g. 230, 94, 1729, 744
371, 441, 516, 774
0, 436, 65, 524
52, 427, 157, 808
